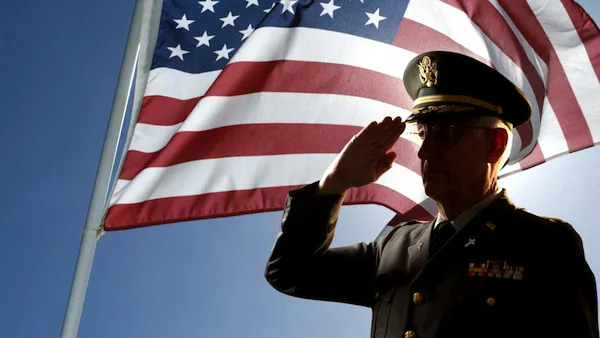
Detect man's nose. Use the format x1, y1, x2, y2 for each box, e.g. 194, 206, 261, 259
417, 134, 436, 160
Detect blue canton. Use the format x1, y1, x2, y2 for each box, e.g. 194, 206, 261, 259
152, 0, 411, 74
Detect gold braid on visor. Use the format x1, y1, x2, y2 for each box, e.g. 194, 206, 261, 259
413, 94, 503, 115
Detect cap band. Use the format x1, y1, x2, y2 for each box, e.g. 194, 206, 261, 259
413, 94, 502, 114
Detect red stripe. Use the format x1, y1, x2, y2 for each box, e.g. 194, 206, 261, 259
137, 60, 412, 126
498, 0, 593, 152
561, 0, 600, 82
393, 18, 492, 68
214, 61, 409, 107
118, 123, 422, 180
346, 184, 432, 222
517, 142, 545, 170
138, 96, 201, 126
103, 184, 430, 231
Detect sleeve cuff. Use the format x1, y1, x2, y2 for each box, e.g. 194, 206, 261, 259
281, 181, 345, 235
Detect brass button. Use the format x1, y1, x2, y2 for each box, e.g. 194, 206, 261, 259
375, 292, 379, 299
412, 292, 424, 305
486, 297, 496, 306
405, 330, 416, 338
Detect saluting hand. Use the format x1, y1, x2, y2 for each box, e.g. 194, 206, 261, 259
317, 116, 406, 195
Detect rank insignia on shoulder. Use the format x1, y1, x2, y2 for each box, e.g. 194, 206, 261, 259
467, 260, 524, 280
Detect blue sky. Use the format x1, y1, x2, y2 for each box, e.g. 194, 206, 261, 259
1, 1, 599, 337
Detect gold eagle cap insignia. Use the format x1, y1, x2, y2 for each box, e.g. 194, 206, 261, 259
418, 56, 438, 87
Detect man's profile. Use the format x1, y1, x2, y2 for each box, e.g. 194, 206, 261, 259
264, 51, 599, 338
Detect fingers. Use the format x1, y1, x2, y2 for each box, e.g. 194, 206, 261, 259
384, 151, 397, 164
378, 116, 398, 140
383, 116, 403, 136
354, 120, 379, 144
375, 116, 404, 150
354, 116, 401, 146
381, 120, 406, 151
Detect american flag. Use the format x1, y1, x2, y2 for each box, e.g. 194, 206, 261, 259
103, 0, 600, 231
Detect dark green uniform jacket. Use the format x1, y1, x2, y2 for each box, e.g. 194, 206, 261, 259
265, 182, 599, 338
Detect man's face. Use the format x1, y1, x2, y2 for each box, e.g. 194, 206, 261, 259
414, 118, 492, 200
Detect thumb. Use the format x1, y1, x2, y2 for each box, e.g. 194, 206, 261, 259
384, 152, 397, 164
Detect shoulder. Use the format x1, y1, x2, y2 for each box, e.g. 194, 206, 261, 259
508, 207, 584, 255
512, 207, 577, 234
390, 218, 431, 228
375, 219, 430, 247
389, 219, 431, 234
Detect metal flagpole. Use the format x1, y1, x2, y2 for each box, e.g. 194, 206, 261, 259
60, 0, 145, 337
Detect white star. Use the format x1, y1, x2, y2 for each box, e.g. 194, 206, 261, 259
264, 2, 275, 13
174, 14, 194, 31
365, 8, 386, 28
195, 31, 215, 47
280, 0, 298, 14
320, 0, 341, 18
239, 24, 255, 41
245, 0, 259, 8
214, 44, 235, 61
198, 0, 219, 13
167, 44, 189, 61
219, 12, 240, 28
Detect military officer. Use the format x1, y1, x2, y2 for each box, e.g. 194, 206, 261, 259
264, 51, 599, 338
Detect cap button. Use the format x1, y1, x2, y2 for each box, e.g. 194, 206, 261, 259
486, 297, 496, 306
412, 292, 424, 305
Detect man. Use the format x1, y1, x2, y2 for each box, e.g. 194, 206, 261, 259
264, 51, 599, 338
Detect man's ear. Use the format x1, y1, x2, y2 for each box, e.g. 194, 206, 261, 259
487, 128, 508, 164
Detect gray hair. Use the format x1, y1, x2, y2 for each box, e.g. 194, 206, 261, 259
467, 116, 514, 168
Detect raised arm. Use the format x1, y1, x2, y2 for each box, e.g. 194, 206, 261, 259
264, 182, 379, 307
265, 116, 405, 307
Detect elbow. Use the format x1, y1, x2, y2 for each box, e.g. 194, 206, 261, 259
264, 255, 301, 296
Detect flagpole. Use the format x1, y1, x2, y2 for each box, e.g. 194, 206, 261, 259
60, 0, 145, 337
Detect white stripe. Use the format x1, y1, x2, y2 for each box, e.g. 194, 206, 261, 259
144, 27, 416, 101
110, 179, 130, 205
499, 161, 522, 178
492, 0, 574, 170
109, 154, 427, 206
490, 0, 551, 166
528, 0, 600, 143
490, 0, 549, 89
130, 123, 182, 153
144, 68, 220, 100
404, 0, 542, 157
507, 126, 522, 166
232, 26, 413, 79
536, 96, 570, 158
128, 92, 413, 153
403, 0, 490, 61
376, 166, 433, 213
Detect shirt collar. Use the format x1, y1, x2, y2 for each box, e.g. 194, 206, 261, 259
434, 186, 503, 232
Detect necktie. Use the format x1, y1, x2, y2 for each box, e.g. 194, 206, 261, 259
429, 221, 456, 255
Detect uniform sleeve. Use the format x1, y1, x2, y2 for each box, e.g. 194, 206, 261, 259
264, 181, 380, 308
542, 221, 599, 338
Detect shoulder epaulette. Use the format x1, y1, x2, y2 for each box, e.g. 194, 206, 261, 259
389, 219, 430, 228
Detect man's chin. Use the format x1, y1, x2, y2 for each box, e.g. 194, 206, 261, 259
422, 180, 448, 199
